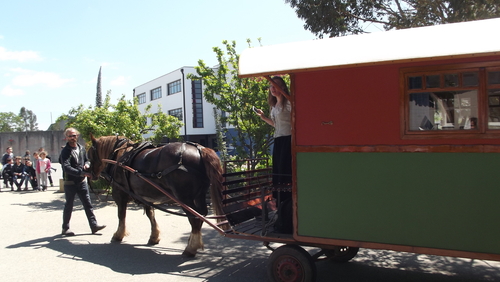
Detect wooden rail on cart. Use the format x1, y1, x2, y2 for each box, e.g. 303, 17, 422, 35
221, 158, 274, 230
220, 159, 295, 244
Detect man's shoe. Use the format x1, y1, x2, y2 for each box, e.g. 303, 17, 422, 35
91, 225, 106, 234
62, 229, 75, 236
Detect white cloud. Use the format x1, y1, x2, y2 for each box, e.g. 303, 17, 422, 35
1, 85, 24, 97
0, 46, 41, 62
110, 76, 127, 86
10, 68, 73, 88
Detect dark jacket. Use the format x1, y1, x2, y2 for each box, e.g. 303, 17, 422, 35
1, 153, 12, 165
2, 163, 13, 179
23, 165, 36, 178
12, 163, 25, 177
60, 143, 89, 183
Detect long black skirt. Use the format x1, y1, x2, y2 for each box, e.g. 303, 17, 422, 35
272, 135, 292, 202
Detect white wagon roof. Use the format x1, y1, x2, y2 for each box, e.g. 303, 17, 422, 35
239, 18, 500, 77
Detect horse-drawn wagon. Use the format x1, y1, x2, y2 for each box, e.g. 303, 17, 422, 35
235, 18, 500, 281
89, 18, 500, 282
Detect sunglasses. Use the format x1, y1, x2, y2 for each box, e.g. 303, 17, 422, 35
67, 134, 78, 138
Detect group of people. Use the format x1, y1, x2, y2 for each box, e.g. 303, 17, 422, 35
1, 128, 106, 236
0, 79, 290, 238
1, 146, 55, 191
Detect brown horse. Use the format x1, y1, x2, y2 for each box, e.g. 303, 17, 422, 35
87, 135, 225, 257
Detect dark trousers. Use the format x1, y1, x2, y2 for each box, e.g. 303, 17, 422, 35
3, 175, 13, 187
25, 176, 37, 189
13, 175, 25, 189
62, 180, 97, 230
272, 135, 292, 202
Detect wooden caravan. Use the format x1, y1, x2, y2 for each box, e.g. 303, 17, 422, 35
238, 17, 500, 273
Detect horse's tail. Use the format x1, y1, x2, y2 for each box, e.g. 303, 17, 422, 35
200, 147, 226, 224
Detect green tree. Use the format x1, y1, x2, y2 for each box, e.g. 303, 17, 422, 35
213, 108, 229, 161
189, 39, 275, 162
56, 91, 182, 144
96, 66, 103, 108
147, 104, 184, 145
0, 112, 23, 132
19, 107, 38, 131
285, 0, 500, 38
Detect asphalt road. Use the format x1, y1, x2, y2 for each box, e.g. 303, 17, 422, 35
1, 163, 499, 281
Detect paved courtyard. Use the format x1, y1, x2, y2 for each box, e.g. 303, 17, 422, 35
0, 163, 499, 281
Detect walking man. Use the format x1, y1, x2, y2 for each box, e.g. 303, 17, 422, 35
60, 127, 105, 236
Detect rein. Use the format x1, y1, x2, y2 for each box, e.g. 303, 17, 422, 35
102, 158, 226, 233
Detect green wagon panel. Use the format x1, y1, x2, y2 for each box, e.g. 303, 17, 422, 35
296, 152, 500, 254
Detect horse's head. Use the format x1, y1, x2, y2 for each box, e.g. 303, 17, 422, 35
87, 134, 132, 181
87, 133, 105, 181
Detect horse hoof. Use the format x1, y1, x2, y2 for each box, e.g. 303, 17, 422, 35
182, 250, 197, 258
111, 237, 123, 243
147, 239, 160, 245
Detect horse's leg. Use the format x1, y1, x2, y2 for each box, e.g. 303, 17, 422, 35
112, 190, 129, 242
182, 216, 204, 257
182, 195, 208, 257
144, 206, 160, 245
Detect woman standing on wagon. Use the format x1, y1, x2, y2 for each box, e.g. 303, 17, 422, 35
254, 76, 292, 202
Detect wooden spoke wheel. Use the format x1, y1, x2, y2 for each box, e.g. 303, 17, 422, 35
267, 245, 316, 282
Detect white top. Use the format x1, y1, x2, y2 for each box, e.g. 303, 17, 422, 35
239, 18, 500, 77
271, 100, 292, 138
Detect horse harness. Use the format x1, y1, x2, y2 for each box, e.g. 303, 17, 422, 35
99, 138, 209, 218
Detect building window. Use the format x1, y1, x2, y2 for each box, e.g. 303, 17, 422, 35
192, 80, 203, 128
168, 108, 183, 121
137, 93, 146, 104
402, 62, 500, 138
150, 87, 162, 100
168, 80, 181, 95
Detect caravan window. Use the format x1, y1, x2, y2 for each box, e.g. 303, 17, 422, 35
402, 62, 500, 138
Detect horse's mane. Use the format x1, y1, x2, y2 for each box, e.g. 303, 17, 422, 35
96, 136, 130, 157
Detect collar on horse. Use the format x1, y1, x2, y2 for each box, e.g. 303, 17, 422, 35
100, 137, 132, 183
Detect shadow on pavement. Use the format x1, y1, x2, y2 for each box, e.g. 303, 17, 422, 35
314, 249, 500, 282
6, 230, 500, 281
5, 233, 269, 280
10, 191, 148, 212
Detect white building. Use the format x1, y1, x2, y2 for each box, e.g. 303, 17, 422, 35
133, 67, 217, 148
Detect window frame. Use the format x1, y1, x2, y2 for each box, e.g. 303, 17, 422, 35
168, 108, 183, 121
150, 87, 162, 101
192, 80, 204, 128
401, 61, 500, 139
168, 80, 181, 95
137, 92, 146, 104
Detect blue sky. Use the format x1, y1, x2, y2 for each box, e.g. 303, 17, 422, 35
0, 0, 316, 130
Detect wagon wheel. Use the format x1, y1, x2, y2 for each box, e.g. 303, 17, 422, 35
324, 246, 359, 263
267, 245, 317, 282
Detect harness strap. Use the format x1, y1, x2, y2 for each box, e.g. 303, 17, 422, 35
112, 180, 193, 217
145, 142, 188, 179
102, 159, 227, 227
102, 137, 131, 182
143, 142, 205, 179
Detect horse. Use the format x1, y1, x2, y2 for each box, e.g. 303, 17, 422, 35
87, 135, 225, 257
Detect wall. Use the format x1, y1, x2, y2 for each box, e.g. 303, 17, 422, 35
294, 55, 500, 146
0, 131, 74, 162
